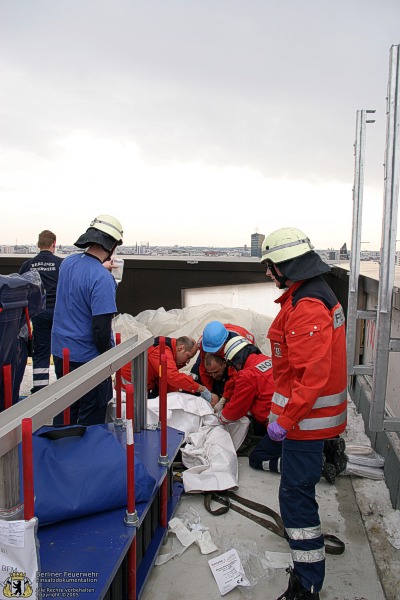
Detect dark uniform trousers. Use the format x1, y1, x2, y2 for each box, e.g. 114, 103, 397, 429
279, 438, 325, 593
31, 308, 54, 393
53, 356, 112, 426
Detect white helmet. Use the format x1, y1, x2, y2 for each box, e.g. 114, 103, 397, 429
74, 214, 123, 252
261, 227, 313, 264
224, 336, 250, 362
89, 215, 123, 243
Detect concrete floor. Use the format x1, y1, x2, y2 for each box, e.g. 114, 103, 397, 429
141, 457, 386, 600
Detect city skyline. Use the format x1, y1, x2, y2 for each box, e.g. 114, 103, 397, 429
1, 2, 399, 249
1, 239, 382, 256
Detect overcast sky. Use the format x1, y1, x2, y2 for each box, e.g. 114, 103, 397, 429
1, 1, 399, 249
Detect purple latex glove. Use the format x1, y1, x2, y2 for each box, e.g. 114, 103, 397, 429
268, 421, 287, 442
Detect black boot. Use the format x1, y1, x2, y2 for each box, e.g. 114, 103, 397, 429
321, 454, 336, 484
324, 436, 347, 475
276, 567, 320, 600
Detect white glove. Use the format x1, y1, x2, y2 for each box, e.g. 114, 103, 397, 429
214, 397, 227, 413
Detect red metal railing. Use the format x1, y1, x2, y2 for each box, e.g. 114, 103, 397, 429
2, 364, 12, 410
158, 338, 168, 529
22, 418, 34, 520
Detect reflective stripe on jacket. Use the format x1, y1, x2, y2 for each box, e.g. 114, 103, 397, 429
267, 278, 347, 440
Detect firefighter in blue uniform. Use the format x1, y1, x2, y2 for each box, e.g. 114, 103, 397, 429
51, 215, 123, 425
19, 230, 63, 393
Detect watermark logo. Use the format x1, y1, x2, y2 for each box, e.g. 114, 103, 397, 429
1, 571, 33, 598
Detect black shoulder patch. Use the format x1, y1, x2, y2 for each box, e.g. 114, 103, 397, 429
153, 336, 173, 349
292, 276, 338, 310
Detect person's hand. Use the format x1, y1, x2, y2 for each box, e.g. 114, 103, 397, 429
213, 397, 226, 413
103, 259, 117, 272
267, 421, 287, 442
200, 388, 212, 403
210, 393, 219, 407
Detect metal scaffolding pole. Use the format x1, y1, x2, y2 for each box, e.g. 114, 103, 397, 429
370, 44, 400, 432
347, 109, 375, 377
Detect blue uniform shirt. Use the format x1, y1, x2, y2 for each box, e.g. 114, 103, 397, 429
19, 250, 63, 309
52, 253, 117, 362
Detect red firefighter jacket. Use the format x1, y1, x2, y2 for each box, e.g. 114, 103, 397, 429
199, 323, 255, 397
267, 277, 347, 441
121, 337, 201, 395
219, 353, 274, 425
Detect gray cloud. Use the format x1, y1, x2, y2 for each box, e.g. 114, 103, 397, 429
0, 0, 399, 185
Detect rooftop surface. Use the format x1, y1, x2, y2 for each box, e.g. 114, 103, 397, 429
140, 398, 399, 600
20, 363, 399, 600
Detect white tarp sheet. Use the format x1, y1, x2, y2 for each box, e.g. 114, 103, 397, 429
147, 392, 249, 492
113, 302, 273, 364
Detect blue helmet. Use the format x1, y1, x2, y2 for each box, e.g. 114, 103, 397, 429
202, 321, 229, 352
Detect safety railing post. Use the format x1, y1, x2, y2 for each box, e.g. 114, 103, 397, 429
124, 383, 139, 526
158, 342, 169, 530
127, 537, 137, 600
22, 418, 34, 520
62, 348, 71, 425
3, 365, 12, 410
124, 382, 138, 599
157, 336, 166, 431
158, 354, 168, 465
115, 333, 124, 428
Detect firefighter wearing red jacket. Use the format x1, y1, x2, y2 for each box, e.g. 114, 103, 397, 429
196, 321, 255, 404
261, 227, 347, 600
121, 336, 218, 403
216, 336, 274, 434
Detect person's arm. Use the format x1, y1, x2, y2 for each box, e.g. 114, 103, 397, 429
277, 299, 334, 431
162, 349, 203, 394
218, 371, 255, 423
92, 313, 113, 354
221, 366, 238, 400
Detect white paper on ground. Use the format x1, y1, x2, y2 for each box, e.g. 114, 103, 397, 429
192, 530, 219, 554
264, 550, 293, 569
154, 537, 187, 565
155, 516, 218, 565
208, 549, 251, 596
169, 517, 197, 548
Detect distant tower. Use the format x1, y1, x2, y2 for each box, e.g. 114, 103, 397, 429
251, 232, 265, 258
339, 243, 349, 260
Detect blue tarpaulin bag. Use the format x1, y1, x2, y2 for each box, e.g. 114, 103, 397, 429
19, 424, 156, 526
0, 271, 45, 409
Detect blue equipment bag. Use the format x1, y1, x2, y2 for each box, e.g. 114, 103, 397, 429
0, 271, 45, 409
19, 425, 156, 526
